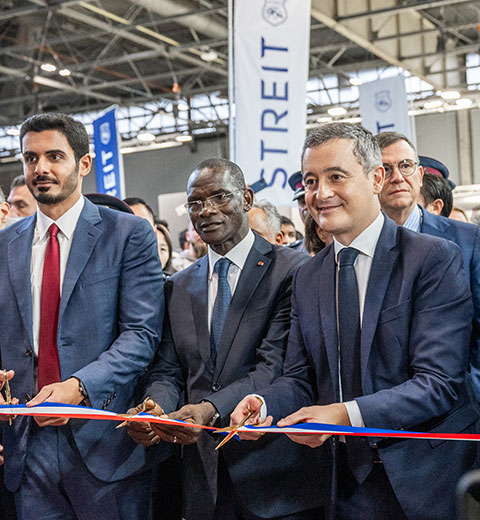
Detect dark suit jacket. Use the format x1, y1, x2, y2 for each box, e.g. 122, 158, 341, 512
420, 205, 480, 399
145, 233, 327, 520
0, 198, 164, 491
263, 216, 478, 520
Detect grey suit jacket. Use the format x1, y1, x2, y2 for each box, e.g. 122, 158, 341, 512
0, 198, 164, 491
145, 233, 327, 520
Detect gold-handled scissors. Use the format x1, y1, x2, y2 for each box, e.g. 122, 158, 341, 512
214, 404, 253, 450
116, 397, 159, 429
3, 370, 12, 426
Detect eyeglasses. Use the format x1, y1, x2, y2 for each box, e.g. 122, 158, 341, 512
383, 159, 418, 179
184, 191, 239, 213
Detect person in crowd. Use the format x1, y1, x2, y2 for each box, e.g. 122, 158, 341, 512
0, 113, 164, 520
248, 199, 283, 245
127, 158, 325, 520
155, 221, 176, 276
124, 196, 156, 227
7, 175, 37, 218
0, 187, 11, 230
280, 215, 297, 245
418, 172, 453, 217
377, 131, 480, 400
303, 213, 332, 256
171, 219, 208, 271
288, 171, 308, 224
451, 206, 470, 223
232, 122, 478, 520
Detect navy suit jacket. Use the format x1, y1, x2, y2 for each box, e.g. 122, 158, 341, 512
144, 234, 327, 520
262, 216, 478, 520
420, 205, 480, 399
0, 198, 164, 491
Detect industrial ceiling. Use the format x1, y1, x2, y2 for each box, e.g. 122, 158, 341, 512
0, 0, 479, 155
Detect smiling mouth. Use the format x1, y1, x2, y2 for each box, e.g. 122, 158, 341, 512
317, 204, 341, 212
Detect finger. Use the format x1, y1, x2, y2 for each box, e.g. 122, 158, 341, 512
277, 409, 309, 427
285, 433, 329, 447
27, 387, 54, 407
0, 370, 15, 391
34, 416, 70, 427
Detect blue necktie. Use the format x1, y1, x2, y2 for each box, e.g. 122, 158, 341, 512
338, 247, 372, 484
338, 247, 362, 401
210, 258, 232, 362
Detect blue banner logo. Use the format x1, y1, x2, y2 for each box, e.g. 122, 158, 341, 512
92, 108, 125, 199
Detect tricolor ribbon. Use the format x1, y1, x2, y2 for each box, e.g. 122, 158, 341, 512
0, 403, 478, 442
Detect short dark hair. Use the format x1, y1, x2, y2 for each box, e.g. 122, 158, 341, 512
20, 113, 90, 163
302, 122, 382, 174
123, 197, 156, 220
280, 216, 295, 228
9, 175, 26, 191
420, 173, 453, 218
376, 131, 418, 157
192, 158, 247, 192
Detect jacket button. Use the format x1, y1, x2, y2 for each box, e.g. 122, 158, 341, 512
211, 383, 221, 392
25, 349, 33, 357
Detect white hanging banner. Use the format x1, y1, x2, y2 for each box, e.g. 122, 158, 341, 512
233, 0, 311, 205
359, 76, 412, 139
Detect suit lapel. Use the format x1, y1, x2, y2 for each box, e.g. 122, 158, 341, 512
318, 246, 341, 400
360, 217, 398, 385
214, 237, 272, 378
7, 217, 36, 348
59, 200, 102, 322
190, 257, 213, 373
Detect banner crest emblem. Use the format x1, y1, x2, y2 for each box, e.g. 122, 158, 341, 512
262, 0, 287, 26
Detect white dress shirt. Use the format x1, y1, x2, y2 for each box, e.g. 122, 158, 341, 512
207, 229, 255, 330
334, 212, 384, 427
31, 196, 85, 359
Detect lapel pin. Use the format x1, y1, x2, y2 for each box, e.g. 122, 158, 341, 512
257, 261, 264, 267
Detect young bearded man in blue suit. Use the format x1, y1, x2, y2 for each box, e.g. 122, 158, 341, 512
377, 131, 480, 401
127, 158, 325, 520
0, 113, 164, 519
232, 123, 478, 520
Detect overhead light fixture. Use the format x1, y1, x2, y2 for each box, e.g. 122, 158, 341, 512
175, 134, 193, 143
424, 99, 443, 109
456, 98, 473, 108
40, 63, 56, 72
439, 90, 460, 100
121, 141, 182, 154
327, 107, 347, 116
137, 132, 156, 142
200, 48, 218, 62
349, 77, 362, 86
59, 69, 71, 77
177, 102, 189, 111
6, 128, 19, 136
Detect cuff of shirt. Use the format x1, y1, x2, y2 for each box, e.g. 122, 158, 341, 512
251, 394, 267, 422
344, 400, 364, 428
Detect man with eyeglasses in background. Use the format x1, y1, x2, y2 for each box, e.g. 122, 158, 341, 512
377, 131, 480, 401
127, 158, 325, 520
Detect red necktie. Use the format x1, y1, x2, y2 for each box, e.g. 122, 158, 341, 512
38, 223, 61, 390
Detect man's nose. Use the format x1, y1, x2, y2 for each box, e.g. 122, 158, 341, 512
388, 165, 404, 183
316, 180, 333, 200
199, 201, 217, 216
34, 156, 49, 174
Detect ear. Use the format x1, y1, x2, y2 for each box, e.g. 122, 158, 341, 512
371, 165, 385, 195
426, 198, 444, 216
418, 165, 424, 186
243, 187, 254, 211
274, 232, 283, 245
0, 202, 10, 226
79, 153, 92, 178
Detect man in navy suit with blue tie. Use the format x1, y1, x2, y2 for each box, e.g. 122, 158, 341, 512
0, 113, 164, 519
377, 131, 480, 401
127, 158, 325, 520
233, 123, 478, 520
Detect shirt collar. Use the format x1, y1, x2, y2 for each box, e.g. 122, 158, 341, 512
402, 204, 422, 232
334, 212, 384, 263
36, 196, 85, 241
208, 229, 255, 279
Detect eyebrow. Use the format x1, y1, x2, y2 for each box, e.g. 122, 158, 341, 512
23, 149, 65, 156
